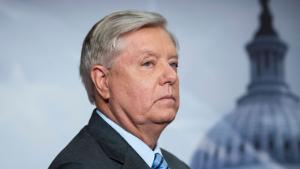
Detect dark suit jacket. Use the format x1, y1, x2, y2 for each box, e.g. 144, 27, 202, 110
49, 109, 190, 169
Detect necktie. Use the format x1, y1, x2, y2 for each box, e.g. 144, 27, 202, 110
151, 153, 170, 169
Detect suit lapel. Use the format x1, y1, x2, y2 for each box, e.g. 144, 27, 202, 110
122, 146, 151, 169
87, 109, 150, 168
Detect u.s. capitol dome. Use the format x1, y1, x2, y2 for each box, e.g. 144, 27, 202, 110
190, 0, 300, 169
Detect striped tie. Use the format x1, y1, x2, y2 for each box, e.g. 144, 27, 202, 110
151, 153, 170, 169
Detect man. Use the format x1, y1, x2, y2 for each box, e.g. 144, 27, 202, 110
49, 10, 189, 169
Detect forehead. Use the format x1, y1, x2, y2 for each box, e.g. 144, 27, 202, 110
119, 26, 177, 56
122, 26, 176, 43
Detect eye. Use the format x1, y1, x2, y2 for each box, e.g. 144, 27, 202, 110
141, 58, 156, 68
142, 61, 154, 67
170, 61, 178, 70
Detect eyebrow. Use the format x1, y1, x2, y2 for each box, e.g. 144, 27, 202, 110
140, 50, 178, 59
169, 55, 179, 60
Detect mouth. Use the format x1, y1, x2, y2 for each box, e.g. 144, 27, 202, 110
156, 95, 176, 103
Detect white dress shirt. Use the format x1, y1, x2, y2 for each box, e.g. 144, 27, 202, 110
96, 109, 163, 167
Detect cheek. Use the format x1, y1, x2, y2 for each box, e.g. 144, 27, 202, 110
120, 83, 155, 124
112, 78, 154, 111
127, 83, 154, 110
175, 82, 180, 103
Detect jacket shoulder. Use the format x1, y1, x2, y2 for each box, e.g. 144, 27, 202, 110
49, 127, 114, 169
53, 162, 85, 169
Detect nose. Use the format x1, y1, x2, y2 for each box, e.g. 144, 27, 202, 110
159, 62, 178, 86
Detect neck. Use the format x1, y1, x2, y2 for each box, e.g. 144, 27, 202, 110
95, 100, 165, 149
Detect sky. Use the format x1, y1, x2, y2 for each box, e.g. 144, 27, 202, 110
0, 0, 299, 168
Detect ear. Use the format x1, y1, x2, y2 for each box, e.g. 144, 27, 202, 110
90, 65, 110, 100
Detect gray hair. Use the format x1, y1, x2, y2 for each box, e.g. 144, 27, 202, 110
80, 10, 178, 104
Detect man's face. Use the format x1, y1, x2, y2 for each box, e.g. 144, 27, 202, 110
107, 26, 179, 127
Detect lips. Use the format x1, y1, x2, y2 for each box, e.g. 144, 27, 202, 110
156, 95, 176, 103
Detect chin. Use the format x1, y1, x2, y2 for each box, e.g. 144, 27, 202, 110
154, 110, 177, 124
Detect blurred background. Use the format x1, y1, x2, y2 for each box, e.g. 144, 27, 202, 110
0, 0, 299, 168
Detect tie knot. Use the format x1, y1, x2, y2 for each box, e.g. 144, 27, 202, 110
151, 153, 169, 169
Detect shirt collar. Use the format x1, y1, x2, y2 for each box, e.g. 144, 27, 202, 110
96, 109, 162, 167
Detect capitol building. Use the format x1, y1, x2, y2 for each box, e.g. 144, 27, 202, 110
190, 0, 300, 169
